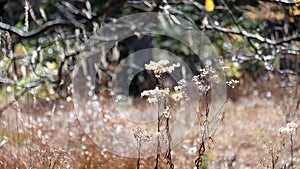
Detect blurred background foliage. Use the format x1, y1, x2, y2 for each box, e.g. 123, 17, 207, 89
0, 0, 299, 104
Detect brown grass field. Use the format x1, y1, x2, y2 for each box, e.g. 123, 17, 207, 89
0, 74, 299, 169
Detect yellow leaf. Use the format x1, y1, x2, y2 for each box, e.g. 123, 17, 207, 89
292, 6, 300, 16
49, 62, 57, 70
205, 0, 215, 12
234, 71, 243, 79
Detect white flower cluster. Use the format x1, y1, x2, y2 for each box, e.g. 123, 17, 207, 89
226, 79, 239, 88
287, 122, 298, 129
141, 86, 170, 104
199, 66, 215, 78
192, 66, 214, 82
192, 75, 202, 85
278, 122, 298, 135
172, 79, 189, 102
192, 75, 211, 92
192, 67, 219, 93
133, 127, 151, 142
145, 60, 180, 78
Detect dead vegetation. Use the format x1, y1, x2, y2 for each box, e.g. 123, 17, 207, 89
0, 73, 299, 169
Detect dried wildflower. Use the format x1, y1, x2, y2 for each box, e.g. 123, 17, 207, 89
192, 75, 211, 93
192, 67, 219, 94
172, 79, 189, 102
141, 86, 170, 104
192, 67, 213, 85
145, 60, 180, 78
172, 91, 184, 102
133, 127, 151, 142
192, 75, 202, 85
146, 97, 158, 104
278, 122, 298, 135
278, 127, 289, 135
199, 69, 209, 78
226, 79, 239, 88
286, 122, 298, 129
199, 66, 215, 78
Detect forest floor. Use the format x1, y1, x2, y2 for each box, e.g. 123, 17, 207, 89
212, 96, 300, 169
0, 83, 299, 168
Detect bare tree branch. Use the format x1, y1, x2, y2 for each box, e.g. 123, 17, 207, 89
268, 0, 299, 4
203, 22, 300, 46
0, 19, 74, 40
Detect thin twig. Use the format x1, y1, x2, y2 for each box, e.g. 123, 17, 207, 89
155, 102, 161, 169
202, 22, 300, 46
165, 117, 174, 169
290, 134, 294, 169
136, 139, 141, 169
